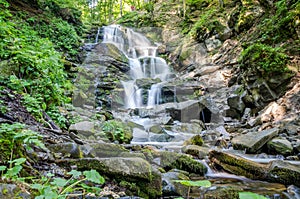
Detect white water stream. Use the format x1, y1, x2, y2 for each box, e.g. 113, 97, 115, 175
102, 25, 173, 109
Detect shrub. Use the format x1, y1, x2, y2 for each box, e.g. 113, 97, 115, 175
102, 120, 132, 144
238, 43, 289, 75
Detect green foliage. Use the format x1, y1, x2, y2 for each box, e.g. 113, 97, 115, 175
33, 17, 81, 56
239, 192, 267, 199
239, 43, 289, 75
31, 169, 105, 199
0, 158, 26, 181
0, 6, 72, 126
0, 123, 46, 164
102, 120, 132, 144
257, 0, 299, 44
188, 8, 225, 42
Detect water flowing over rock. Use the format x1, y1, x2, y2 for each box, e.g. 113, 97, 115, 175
101, 25, 174, 109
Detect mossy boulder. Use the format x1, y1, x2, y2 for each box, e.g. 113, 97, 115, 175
183, 135, 204, 146
235, 6, 264, 33
203, 186, 241, 199
69, 121, 95, 137
209, 150, 268, 180
182, 145, 209, 158
209, 150, 300, 186
56, 157, 162, 198
159, 151, 207, 175
267, 137, 293, 156
268, 160, 300, 187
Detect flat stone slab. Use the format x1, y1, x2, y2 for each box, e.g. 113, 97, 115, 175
231, 127, 279, 153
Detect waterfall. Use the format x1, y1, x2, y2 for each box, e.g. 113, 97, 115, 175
102, 25, 173, 109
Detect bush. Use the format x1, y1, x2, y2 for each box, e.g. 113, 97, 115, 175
101, 120, 132, 144
238, 43, 289, 75
0, 3, 72, 126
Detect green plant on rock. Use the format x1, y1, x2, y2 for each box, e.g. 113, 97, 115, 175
102, 120, 132, 144
31, 169, 105, 199
0, 123, 46, 164
174, 180, 211, 198
188, 8, 225, 42
238, 43, 289, 76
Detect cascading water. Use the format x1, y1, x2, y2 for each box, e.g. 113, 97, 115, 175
102, 25, 173, 109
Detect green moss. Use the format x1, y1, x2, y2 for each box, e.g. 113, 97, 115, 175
204, 187, 241, 199
160, 151, 207, 175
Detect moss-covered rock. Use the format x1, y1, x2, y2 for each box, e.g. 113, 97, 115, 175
209, 150, 268, 180
56, 157, 162, 198
183, 134, 204, 146
268, 160, 300, 187
267, 137, 293, 156
159, 151, 207, 175
182, 145, 209, 158
203, 186, 241, 199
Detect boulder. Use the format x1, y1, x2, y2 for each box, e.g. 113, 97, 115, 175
80, 142, 129, 158
47, 143, 83, 159
56, 157, 162, 198
182, 145, 210, 159
268, 160, 300, 187
158, 151, 207, 175
166, 100, 205, 122
69, 121, 95, 136
231, 127, 279, 153
209, 150, 300, 187
0, 184, 30, 199
162, 171, 190, 196
209, 150, 268, 180
267, 137, 293, 156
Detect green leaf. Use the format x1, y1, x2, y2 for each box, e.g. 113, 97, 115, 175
0, 166, 7, 171
83, 169, 105, 184
51, 178, 68, 187
239, 192, 268, 199
8, 158, 26, 165
67, 170, 82, 179
6, 165, 22, 177
31, 183, 43, 190
174, 180, 211, 187
46, 173, 54, 177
